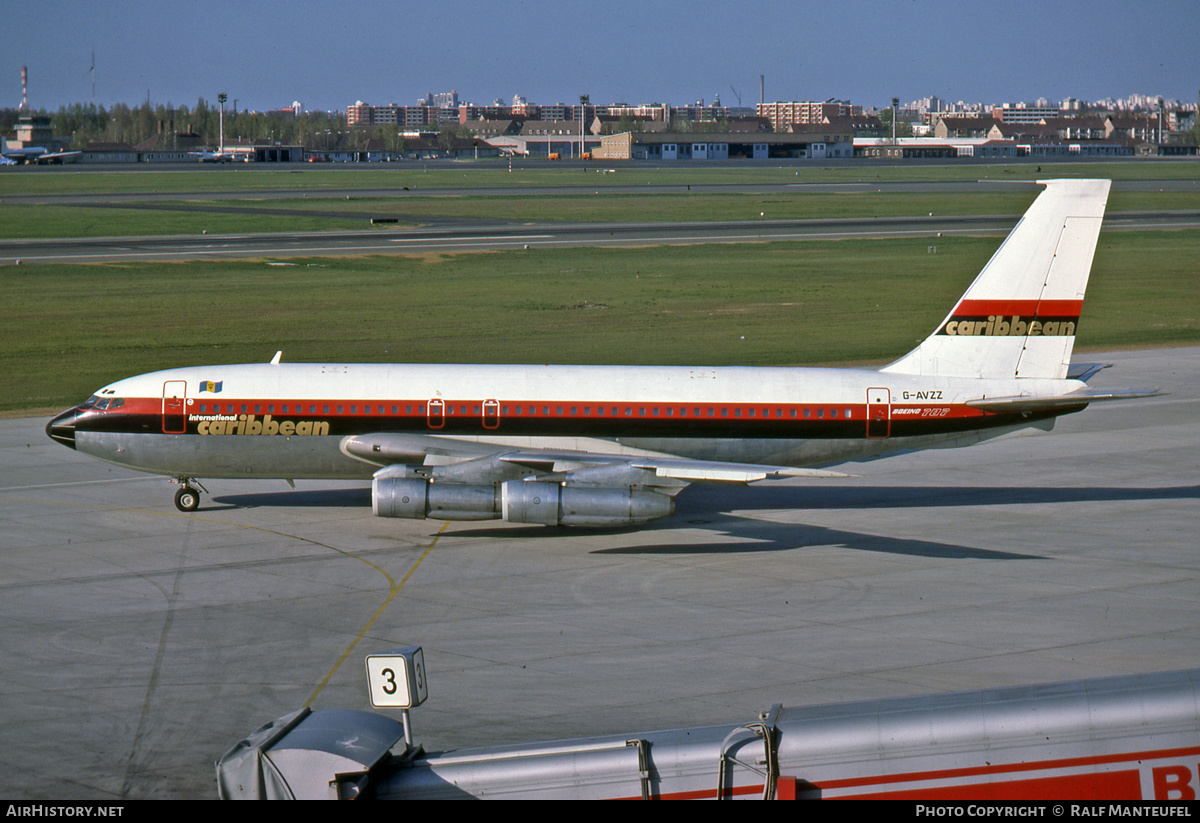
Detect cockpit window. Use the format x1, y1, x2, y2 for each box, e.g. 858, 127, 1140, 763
81, 396, 124, 411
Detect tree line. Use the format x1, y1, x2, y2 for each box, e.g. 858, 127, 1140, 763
1, 99, 364, 150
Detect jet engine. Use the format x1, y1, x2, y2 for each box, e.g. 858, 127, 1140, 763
372, 476, 498, 521
500, 480, 673, 527
372, 474, 674, 527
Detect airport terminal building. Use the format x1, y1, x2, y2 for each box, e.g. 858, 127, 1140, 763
591, 128, 854, 161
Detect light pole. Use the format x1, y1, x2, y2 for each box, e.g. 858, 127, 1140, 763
580, 94, 589, 161
217, 92, 227, 154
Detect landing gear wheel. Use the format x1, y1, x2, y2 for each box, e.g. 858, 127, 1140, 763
175, 486, 200, 512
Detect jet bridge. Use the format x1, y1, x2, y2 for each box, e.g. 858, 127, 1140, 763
217, 668, 1200, 800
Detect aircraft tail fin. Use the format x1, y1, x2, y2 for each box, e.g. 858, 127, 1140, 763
881, 179, 1110, 380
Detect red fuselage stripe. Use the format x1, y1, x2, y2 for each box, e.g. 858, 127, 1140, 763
114, 397, 987, 422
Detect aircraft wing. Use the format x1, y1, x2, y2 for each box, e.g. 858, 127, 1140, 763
34, 150, 81, 165
341, 432, 844, 491
1, 147, 47, 164
498, 450, 847, 483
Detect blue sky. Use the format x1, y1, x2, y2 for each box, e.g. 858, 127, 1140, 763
4, 0, 1197, 113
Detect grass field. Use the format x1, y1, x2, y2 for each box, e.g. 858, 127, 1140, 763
4, 229, 1197, 414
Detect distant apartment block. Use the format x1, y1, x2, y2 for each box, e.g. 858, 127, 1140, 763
423, 91, 459, 109
756, 100, 861, 132
606, 103, 670, 121
347, 102, 453, 128
996, 104, 1063, 123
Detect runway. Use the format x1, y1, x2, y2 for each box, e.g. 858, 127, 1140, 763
5, 211, 1199, 264
0, 346, 1196, 798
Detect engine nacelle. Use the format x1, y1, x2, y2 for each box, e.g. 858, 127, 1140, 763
501, 480, 674, 527
373, 476, 499, 521
373, 471, 675, 527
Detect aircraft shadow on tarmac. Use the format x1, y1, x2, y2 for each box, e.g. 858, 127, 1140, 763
443, 515, 1032, 559
211, 487, 372, 508
207, 482, 1197, 560
697, 482, 1200, 511
209, 482, 1198, 513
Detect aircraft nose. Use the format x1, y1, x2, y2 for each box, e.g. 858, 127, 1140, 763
46, 408, 80, 449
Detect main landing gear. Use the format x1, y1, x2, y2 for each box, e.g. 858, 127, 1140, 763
173, 478, 208, 512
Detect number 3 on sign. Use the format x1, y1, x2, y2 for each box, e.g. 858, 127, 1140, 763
365, 647, 428, 708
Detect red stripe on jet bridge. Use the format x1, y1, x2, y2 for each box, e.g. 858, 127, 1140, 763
954, 299, 1083, 317
626, 768, 1145, 800
813, 743, 1200, 795
841, 769, 1142, 800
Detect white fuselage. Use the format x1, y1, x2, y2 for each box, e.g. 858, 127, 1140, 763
58, 361, 1076, 481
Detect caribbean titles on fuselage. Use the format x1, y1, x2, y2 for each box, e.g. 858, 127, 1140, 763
190, 413, 330, 436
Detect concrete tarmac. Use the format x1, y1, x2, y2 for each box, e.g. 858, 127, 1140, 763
1, 347, 1197, 799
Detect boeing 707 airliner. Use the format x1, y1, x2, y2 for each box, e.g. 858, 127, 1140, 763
46, 179, 1156, 526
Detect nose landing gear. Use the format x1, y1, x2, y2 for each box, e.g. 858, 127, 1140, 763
173, 479, 208, 512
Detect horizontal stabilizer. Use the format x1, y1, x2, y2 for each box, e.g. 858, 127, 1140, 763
1066, 363, 1111, 382
967, 387, 1161, 413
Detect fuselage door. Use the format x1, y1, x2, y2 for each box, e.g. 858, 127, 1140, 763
427, 398, 445, 429
867, 387, 891, 438
163, 380, 187, 434
482, 399, 500, 429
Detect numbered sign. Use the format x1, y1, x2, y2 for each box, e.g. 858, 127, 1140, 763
365, 646, 428, 709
